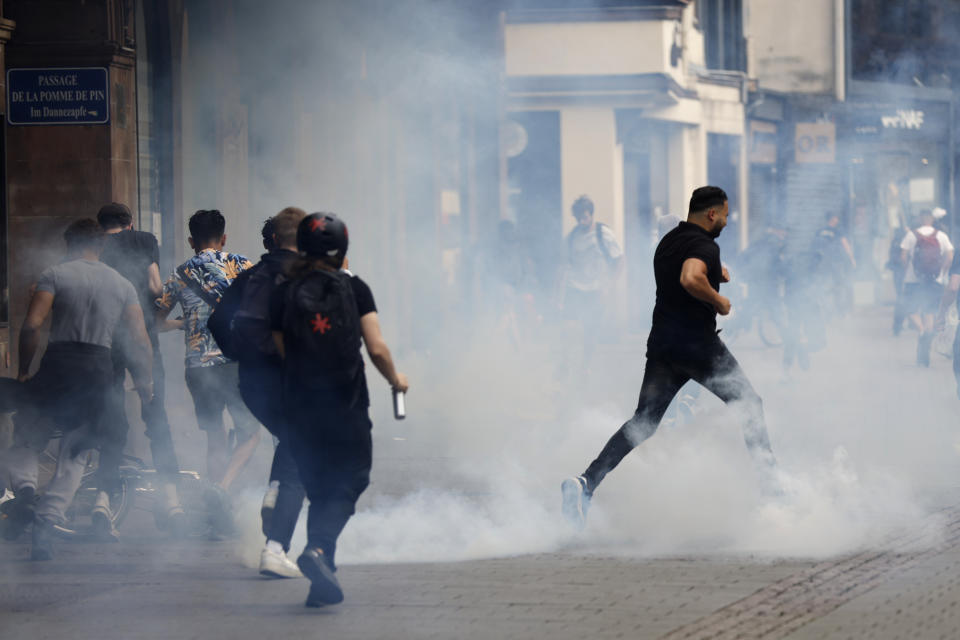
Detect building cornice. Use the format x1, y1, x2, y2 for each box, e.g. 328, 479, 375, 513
507, 5, 687, 24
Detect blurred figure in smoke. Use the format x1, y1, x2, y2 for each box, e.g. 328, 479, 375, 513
95, 203, 185, 539
887, 224, 910, 336
5, 219, 152, 560
782, 249, 827, 374
725, 225, 787, 344
812, 211, 856, 318
270, 213, 408, 606
561, 187, 779, 528
209, 208, 308, 578
556, 195, 623, 377
155, 209, 261, 536
937, 244, 960, 398
900, 209, 954, 367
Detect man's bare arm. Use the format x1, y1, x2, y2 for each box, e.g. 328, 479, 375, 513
18, 290, 54, 380
359, 312, 408, 391
147, 263, 163, 298
679, 258, 731, 315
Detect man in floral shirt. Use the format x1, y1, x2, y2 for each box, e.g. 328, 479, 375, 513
156, 209, 260, 535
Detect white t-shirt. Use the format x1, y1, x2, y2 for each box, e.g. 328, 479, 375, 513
566, 223, 623, 291
900, 225, 954, 283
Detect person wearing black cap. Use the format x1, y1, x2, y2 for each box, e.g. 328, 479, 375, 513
96, 203, 185, 537
269, 212, 408, 607
561, 187, 779, 528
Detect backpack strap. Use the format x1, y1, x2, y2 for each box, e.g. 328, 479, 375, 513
176, 264, 221, 309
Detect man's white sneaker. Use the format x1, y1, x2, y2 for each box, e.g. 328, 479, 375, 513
259, 546, 303, 579
561, 475, 591, 529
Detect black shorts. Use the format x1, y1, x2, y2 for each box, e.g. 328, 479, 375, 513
184, 362, 260, 442
904, 281, 942, 315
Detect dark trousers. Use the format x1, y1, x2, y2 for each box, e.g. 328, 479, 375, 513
582, 337, 775, 493
287, 402, 372, 569
238, 363, 305, 551
97, 331, 179, 495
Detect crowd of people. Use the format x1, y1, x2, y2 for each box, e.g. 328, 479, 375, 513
0, 204, 408, 607
2, 187, 959, 608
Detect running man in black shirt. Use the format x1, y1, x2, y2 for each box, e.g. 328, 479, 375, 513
96, 203, 184, 536
562, 187, 779, 527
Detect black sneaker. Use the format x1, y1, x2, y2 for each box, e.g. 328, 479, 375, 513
1, 487, 36, 541
31, 518, 55, 561
297, 547, 343, 606
561, 475, 591, 529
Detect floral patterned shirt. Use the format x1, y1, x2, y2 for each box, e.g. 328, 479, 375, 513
156, 249, 253, 368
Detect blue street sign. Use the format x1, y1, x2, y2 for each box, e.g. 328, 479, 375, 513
7, 67, 110, 125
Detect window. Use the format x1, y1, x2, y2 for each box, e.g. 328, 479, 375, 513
700, 0, 745, 71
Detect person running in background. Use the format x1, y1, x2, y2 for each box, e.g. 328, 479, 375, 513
270, 212, 408, 607
96, 203, 185, 537
561, 187, 779, 528
557, 195, 623, 377
155, 209, 260, 535
901, 209, 954, 367
6, 219, 152, 559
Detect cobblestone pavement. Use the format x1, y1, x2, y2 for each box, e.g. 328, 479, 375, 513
3, 304, 960, 639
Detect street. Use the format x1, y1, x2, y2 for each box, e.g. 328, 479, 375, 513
3, 302, 960, 639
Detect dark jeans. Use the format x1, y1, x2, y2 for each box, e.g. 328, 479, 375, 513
287, 402, 372, 569
238, 363, 305, 551
97, 331, 179, 495
582, 337, 775, 493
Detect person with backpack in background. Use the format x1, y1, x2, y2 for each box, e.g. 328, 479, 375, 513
208, 207, 307, 578
557, 195, 623, 377
901, 209, 954, 366
95, 203, 186, 539
269, 212, 408, 607
155, 209, 261, 536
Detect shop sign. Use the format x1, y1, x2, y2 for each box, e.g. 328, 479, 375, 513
749, 120, 777, 164
7, 67, 109, 125
881, 109, 924, 130
795, 122, 835, 164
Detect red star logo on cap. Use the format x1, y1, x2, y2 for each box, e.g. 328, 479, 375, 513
309, 217, 327, 232
310, 313, 332, 334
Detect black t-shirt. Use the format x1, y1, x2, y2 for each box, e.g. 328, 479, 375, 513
269, 271, 377, 411
100, 229, 160, 331
648, 221, 722, 348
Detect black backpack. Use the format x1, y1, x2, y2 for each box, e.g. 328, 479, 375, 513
281, 269, 362, 390
231, 262, 286, 361
207, 269, 249, 361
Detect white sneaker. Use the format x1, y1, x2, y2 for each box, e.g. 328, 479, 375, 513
259, 546, 303, 579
